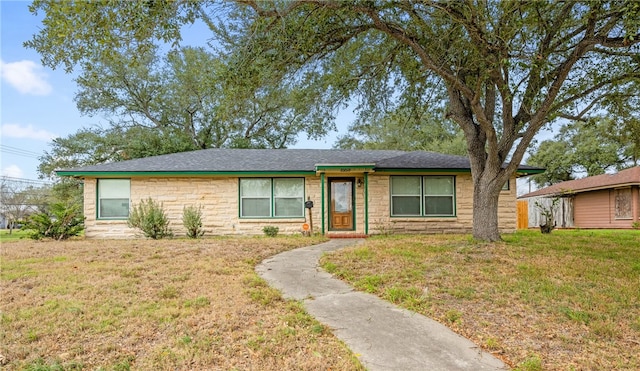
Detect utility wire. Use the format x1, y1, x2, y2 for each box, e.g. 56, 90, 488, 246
0, 176, 51, 185
0, 144, 42, 159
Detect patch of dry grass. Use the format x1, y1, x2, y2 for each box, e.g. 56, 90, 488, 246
321, 230, 640, 370
1, 236, 364, 370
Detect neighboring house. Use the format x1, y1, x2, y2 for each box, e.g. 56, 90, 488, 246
519, 166, 640, 229
57, 149, 541, 238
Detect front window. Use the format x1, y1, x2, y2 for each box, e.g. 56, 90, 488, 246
98, 179, 130, 219
240, 178, 304, 218
391, 176, 455, 217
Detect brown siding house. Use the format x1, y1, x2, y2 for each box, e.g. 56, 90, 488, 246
520, 166, 640, 229
57, 149, 540, 238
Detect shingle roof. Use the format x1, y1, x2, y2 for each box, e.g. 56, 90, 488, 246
519, 166, 640, 198
56, 148, 542, 175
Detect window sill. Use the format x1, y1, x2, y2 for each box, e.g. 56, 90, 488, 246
239, 218, 306, 223
390, 216, 457, 222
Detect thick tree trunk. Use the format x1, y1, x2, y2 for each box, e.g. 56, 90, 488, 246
471, 179, 503, 241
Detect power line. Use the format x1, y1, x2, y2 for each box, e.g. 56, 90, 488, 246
0, 144, 42, 159
0, 176, 51, 185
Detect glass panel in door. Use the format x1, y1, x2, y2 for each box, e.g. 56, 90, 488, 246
330, 179, 354, 230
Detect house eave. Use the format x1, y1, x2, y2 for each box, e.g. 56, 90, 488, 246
519, 182, 640, 199
56, 170, 317, 178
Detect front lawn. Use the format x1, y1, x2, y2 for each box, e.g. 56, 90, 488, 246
0, 236, 363, 370
0, 229, 30, 242
321, 230, 640, 370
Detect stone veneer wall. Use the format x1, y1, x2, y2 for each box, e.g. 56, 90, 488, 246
83, 177, 321, 239
82, 174, 516, 238
367, 174, 516, 235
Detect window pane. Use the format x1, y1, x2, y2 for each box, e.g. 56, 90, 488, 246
98, 179, 130, 198
98, 179, 130, 218
240, 179, 271, 197
274, 178, 303, 197
331, 181, 352, 213
241, 198, 270, 217
425, 196, 454, 215
424, 176, 453, 195
100, 199, 129, 218
391, 176, 421, 195
392, 196, 421, 216
275, 198, 303, 217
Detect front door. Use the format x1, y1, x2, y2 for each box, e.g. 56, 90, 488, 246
329, 179, 354, 230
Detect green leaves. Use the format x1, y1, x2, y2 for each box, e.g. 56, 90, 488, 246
527, 118, 636, 187
23, 202, 84, 240
128, 198, 173, 240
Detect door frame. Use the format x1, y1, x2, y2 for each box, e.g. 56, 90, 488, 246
328, 177, 355, 231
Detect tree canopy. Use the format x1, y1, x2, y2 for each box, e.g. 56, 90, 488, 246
527, 117, 640, 187
27, 1, 640, 240
31, 2, 339, 179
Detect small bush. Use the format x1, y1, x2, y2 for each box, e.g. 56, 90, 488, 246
182, 204, 204, 238
22, 202, 84, 240
262, 225, 279, 237
127, 198, 173, 239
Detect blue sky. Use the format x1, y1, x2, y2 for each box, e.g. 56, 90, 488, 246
1, 1, 99, 181
0, 1, 346, 181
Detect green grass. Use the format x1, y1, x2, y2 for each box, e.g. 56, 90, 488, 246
1, 236, 364, 371
321, 229, 640, 370
0, 229, 30, 241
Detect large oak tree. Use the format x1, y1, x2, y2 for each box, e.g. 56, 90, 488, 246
27, 1, 640, 240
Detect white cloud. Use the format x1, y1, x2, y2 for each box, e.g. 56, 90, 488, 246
1, 165, 24, 178
0, 123, 58, 142
0, 59, 53, 96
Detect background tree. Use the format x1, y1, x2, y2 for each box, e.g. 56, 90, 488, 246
528, 117, 640, 187
27, 1, 640, 241
37, 44, 338, 179
335, 102, 467, 155
0, 177, 50, 233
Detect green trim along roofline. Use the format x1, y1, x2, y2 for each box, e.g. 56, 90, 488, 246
58, 168, 544, 178
315, 164, 375, 171
375, 168, 545, 175
56, 170, 317, 177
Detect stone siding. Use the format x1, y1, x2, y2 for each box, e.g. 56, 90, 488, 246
84, 177, 321, 239
367, 174, 516, 235
82, 174, 517, 238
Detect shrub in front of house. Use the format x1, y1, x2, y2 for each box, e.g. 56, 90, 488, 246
22, 202, 84, 240
128, 198, 173, 239
182, 204, 205, 239
262, 226, 279, 237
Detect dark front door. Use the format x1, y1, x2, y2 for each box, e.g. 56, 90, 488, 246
329, 179, 354, 230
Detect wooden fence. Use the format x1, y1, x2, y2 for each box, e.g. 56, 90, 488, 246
517, 200, 529, 230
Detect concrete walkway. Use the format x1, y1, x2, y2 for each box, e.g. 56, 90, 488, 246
256, 239, 508, 371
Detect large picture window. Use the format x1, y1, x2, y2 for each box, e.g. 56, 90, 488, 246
391, 176, 455, 217
240, 178, 304, 218
98, 179, 130, 219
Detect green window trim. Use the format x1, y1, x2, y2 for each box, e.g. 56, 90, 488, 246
239, 178, 305, 219
390, 175, 456, 217
97, 178, 131, 220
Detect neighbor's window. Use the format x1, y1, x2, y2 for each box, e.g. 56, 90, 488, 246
98, 179, 130, 219
391, 176, 455, 217
614, 187, 632, 219
240, 178, 304, 218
